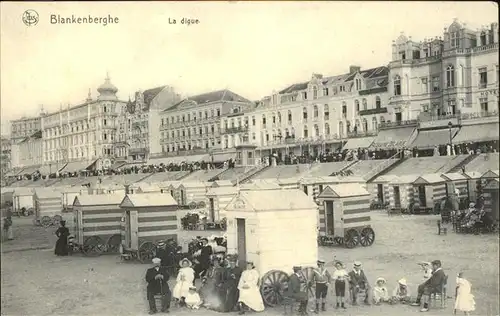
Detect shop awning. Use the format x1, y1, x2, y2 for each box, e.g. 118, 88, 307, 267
59, 160, 97, 173
211, 152, 236, 162
38, 164, 66, 175
370, 127, 416, 150
4, 168, 23, 177
342, 137, 375, 150
452, 123, 499, 144
184, 154, 210, 163
410, 128, 459, 149
19, 165, 42, 175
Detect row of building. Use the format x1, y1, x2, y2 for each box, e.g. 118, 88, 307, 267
4, 19, 499, 172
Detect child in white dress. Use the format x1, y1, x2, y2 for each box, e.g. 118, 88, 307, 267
185, 286, 202, 309
173, 258, 195, 306
455, 272, 475, 315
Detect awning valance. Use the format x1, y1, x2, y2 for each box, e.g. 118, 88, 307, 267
410, 128, 459, 149
343, 137, 375, 150
370, 127, 416, 150
211, 152, 236, 162
38, 164, 65, 175
19, 165, 42, 175
60, 160, 96, 173
452, 123, 499, 144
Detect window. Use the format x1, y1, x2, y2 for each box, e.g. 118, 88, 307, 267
217, 109, 220, 116
338, 122, 344, 137
272, 94, 277, 105
394, 75, 401, 95
432, 76, 440, 92
421, 77, 428, 93
324, 104, 329, 120
459, 99, 465, 108
303, 107, 308, 121
262, 115, 266, 126
480, 32, 486, 46
266, 134, 269, 141
422, 104, 429, 112
372, 117, 378, 130
323, 87, 329, 96
325, 123, 330, 135
362, 98, 367, 111
313, 86, 318, 99
362, 119, 368, 131
272, 115, 276, 124
355, 79, 362, 90
277, 112, 281, 123
479, 67, 488, 88
346, 121, 351, 133
355, 100, 360, 114
302, 92, 308, 100
480, 98, 488, 112
375, 96, 381, 109
446, 65, 455, 87
380, 116, 386, 126
339, 86, 345, 92
303, 126, 308, 138
252, 133, 256, 140
313, 105, 318, 118
450, 31, 459, 48
182, 115, 185, 122
342, 102, 347, 118
288, 110, 292, 123
252, 116, 255, 126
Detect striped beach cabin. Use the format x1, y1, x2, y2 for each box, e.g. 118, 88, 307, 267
482, 179, 499, 222
413, 173, 447, 209
72, 194, 124, 247
316, 183, 371, 237
368, 175, 400, 205
206, 186, 238, 222
385, 175, 419, 210
441, 173, 469, 200
33, 188, 63, 223
119, 193, 178, 250
481, 169, 499, 183
89, 183, 126, 195
177, 181, 210, 207
61, 186, 86, 211
12, 187, 34, 213
300, 176, 366, 204
463, 171, 484, 202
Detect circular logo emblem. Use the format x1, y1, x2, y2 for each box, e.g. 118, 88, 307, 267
22, 10, 39, 26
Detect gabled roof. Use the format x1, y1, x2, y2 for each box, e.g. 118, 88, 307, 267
73, 194, 124, 206
34, 188, 61, 199
225, 189, 317, 211
481, 169, 499, 178
317, 184, 369, 199
441, 173, 467, 181
165, 89, 252, 112
279, 82, 309, 94
179, 181, 210, 189
463, 171, 483, 179
484, 178, 499, 190
206, 186, 238, 196
414, 173, 446, 185
211, 180, 234, 188
128, 86, 166, 113
344, 66, 389, 81
120, 193, 177, 208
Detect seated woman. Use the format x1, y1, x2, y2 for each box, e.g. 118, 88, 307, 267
185, 286, 202, 309
372, 277, 390, 305
200, 257, 224, 311
237, 261, 265, 314
390, 278, 411, 304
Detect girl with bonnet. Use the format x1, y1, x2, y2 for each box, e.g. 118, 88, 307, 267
455, 272, 475, 315
372, 277, 390, 305
173, 258, 195, 306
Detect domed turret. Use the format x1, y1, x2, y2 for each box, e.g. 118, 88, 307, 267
97, 72, 118, 101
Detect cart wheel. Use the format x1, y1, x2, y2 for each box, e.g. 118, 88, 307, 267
359, 227, 375, 247
344, 229, 360, 249
82, 236, 105, 257
300, 267, 316, 298
106, 234, 122, 253
138, 241, 155, 263
40, 216, 52, 228
53, 215, 63, 226
260, 270, 289, 307
333, 237, 343, 245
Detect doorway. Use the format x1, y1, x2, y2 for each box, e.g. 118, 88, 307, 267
418, 185, 426, 207
124, 210, 131, 248
395, 112, 402, 123
303, 186, 309, 195
236, 219, 247, 266
209, 198, 215, 222
377, 184, 384, 203
180, 190, 185, 205
325, 201, 334, 235
393, 186, 401, 208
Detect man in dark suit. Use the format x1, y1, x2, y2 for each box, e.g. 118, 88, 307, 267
411, 260, 446, 312
197, 238, 213, 279
286, 266, 309, 315
348, 261, 370, 305
145, 257, 171, 314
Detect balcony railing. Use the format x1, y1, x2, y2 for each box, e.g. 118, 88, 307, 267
379, 120, 418, 130
460, 110, 499, 120
346, 130, 378, 138
359, 107, 388, 116
150, 148, 210, 159
129, 147, 148, 154
221, 126, 249, 135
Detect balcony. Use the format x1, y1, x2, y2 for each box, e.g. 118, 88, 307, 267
359, 107, 388, 116
221, 126, 249, 135
379, 120, 418, 130
129, 147, 148, 155
472, 42, 498, 53
346, 130, 378, 138
358, 86, 388, 95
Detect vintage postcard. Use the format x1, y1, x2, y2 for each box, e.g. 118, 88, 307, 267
1, 2, 498, 316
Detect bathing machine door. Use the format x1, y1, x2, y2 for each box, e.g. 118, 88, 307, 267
236, 218, 247, 266
123, 210, 139, 250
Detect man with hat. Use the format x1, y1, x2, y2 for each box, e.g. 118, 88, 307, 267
311, 259, 331, 313
286, 266, 309, 315
196, 237, 213, 280
155, 241, 169, 268
348, 261, 371, 305
145, 257, 171, 314
411, 259, 446, 312
220, 254, 242, 312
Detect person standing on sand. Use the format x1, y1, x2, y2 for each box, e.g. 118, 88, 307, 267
54, 220, 69, 256
3, 210, 14, 241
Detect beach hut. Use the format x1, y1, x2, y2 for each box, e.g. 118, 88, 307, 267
463, 171, 484, 202
441, 173, 469, 200
33, 188, 63, 227
177, 181, 210, 208
162, 181, 182, 202
482, 179, 499, 222
72, 194, 124, 255
210, 180, 235, 188
119, 193, 178, 262
61, 186, 85, 212
12, 187, 34, 214
368, 175, 400, 206
300, 176, 366, 204
206, 186, 238, 223
386, 174, 419, 211
412, 173, 447, 210
133, 183, 163, 194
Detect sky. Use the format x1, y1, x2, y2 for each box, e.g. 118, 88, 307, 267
0, 1, 498, 135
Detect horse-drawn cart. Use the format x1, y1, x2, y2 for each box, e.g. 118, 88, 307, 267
70, 194, 124, 256
224, 188, 319, 307
316, 184, 375, 248
119, 193, 179, 263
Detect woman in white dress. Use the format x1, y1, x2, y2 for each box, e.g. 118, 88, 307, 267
173, 258, 195, 306
237, 261, 265, 314
455, 272, 475, 315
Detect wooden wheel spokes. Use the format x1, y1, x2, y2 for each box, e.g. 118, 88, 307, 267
260, 270, 289, 307
344, 229, 360, 249
40, 216, 52, 227
106, 234, 122, 253
300, 267, 316, 296
359, 227, 375, 247
138, 241, 155, 264
333, 237, 343, 245
82, 236, 105, 257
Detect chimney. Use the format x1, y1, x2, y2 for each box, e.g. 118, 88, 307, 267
349, 65, 361, 74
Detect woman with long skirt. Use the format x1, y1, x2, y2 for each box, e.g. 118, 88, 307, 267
200, 257, 225, 311
54, 220, 69, 256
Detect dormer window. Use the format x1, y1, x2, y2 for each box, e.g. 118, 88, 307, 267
450, 31, 459, 48
355, 79, 362, 90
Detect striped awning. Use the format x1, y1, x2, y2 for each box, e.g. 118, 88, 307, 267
410, 128, 459, 149
370, 127, 416, 150
59, 160, 97, 173
452, 123, 499, 144
342, 137, 375, 150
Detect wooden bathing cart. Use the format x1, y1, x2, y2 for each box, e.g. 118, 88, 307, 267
12, 187, 34, 217
317, 184, 375, 248
119, 193, 179, 263
225, 188, 319, 307
412, 173, 448, 214
71, 194, 125, 256
33, 188, 64, 227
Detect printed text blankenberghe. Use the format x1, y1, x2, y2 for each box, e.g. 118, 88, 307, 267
50, 15, 119, 26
